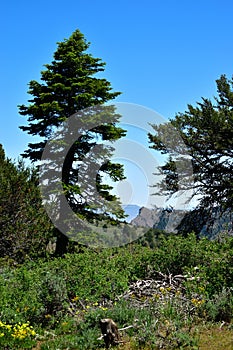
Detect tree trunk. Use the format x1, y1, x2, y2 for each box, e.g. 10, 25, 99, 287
54, 230, 69, 256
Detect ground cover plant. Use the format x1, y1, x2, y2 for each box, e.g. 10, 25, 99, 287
0, 233, 232, 349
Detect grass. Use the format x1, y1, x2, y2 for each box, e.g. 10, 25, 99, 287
199, 324, 233, 350
32, 324, 233, 349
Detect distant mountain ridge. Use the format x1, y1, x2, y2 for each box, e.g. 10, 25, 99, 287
131, 206, 187, 232
130, 206, 233, 238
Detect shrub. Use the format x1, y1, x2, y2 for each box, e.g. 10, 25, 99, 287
0, 145, 54, 263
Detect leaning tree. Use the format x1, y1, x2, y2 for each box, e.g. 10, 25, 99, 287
149, 75, 233, 234
19, 29, 126, 255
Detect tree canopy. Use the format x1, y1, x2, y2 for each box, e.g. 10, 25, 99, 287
19, 29, 126, 254
149, 75, 233, 220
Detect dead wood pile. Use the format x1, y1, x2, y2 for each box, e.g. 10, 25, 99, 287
118, 271, 195, 308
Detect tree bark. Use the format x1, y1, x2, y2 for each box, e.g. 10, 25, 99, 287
54, 230, 69, 256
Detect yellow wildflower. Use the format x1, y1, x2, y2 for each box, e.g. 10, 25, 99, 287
159, 287, 166, 294
71, 296, 79, 302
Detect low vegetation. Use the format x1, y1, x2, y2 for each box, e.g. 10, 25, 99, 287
0, 233, 232, 349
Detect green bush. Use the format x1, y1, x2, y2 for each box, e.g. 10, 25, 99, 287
0, 145, 54, 263
204, 287, 233, 322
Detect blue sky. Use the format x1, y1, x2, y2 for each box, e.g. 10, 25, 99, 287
1, 0, 233, 208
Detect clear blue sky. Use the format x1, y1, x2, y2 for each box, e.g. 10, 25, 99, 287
1, 0, 233, 208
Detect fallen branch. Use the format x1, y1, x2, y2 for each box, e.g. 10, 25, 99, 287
118, 325, 134, 331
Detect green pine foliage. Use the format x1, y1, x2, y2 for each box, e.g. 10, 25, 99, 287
18, 29, 126, 255
19, 30, 123, 158
0, 144, 53, 262
149, 75, 233, 216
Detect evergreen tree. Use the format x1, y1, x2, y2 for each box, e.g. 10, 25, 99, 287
19, 29, 126, 254
0, 145, 53, 262
149, 75, 233, 222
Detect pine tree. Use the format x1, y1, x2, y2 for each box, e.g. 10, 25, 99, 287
149, 75, 233, 227
19, 29, 126, 254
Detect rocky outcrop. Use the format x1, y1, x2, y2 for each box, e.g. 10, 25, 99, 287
131, 206, 187, 233
131, 206, 233, 238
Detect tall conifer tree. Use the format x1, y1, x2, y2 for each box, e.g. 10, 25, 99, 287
19, 30, 126, 254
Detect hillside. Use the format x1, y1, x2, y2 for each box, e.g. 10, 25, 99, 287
0, 234, 232, 349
